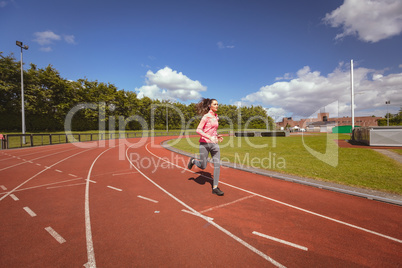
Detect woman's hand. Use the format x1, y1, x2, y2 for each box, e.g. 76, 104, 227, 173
217, 135, 224, 143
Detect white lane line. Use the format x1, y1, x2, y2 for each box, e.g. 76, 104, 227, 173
200, 195, 256, 213
0, 178, 84, 195
36, 163, 41, 166
85, 147, 114, 268
69, 174, 78, 177
45, 227, 66, 244
10, 194, 19, 201
23, 207, 37, 217
107, 186, 122, 191
0, 185, 6, 191
252, 231, 308, 251
137, 195, 159, 203
112, 172, 137, 176
0, 149, 91, 201
55, 169, 63, 173
127, 144, 285, 268
47, 183, 86, 189
145, 143, 402, 244
182, 209, 214, 221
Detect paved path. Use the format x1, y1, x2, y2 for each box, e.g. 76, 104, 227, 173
374, 149, 402, 164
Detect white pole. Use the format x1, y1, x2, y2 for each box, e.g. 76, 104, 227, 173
20, 47, 26, 144
166, 105, 168, 132
350, 59, 355, 131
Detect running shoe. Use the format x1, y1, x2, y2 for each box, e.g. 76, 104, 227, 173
187, 157, 195, 169
212, 187, 224, 196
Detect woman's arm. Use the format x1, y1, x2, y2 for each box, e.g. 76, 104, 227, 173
196, 115, 210, 139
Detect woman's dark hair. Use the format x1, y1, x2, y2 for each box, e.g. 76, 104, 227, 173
196, 98, 217, 115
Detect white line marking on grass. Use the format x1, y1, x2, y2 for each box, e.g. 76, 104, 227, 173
45, 227, 66, 244
145, 143, 402, 244
23, 207, 37, 217
10, 194, 19, 201
200, 195, 256, 213
0, 185, 6, 191
252, 231, 308, 251
107, 186, 122, 191
137, 195, 159, 203
128, 143, 286, 268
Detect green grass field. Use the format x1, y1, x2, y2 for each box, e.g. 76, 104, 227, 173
168, 133, 402, 195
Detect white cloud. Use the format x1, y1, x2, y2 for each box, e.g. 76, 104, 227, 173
136, 67, 207, 102
39, 47, 52, 52
275, 73, 294, 81
243, 64, 402, 118
33, 31, 76, 51
323, 0, 402, 42
33, 31, 61, 45
64, 35, 76, 44
217, 41, 235, 49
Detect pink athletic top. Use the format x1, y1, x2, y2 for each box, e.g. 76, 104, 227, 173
196, 110, 219, 143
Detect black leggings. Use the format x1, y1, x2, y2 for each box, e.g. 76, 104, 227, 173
194, 142, 221, 187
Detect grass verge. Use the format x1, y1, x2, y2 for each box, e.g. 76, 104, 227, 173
167, 133, 402, 195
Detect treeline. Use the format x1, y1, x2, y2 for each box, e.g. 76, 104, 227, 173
377, 109, 402, 126
0, 52, 275, 132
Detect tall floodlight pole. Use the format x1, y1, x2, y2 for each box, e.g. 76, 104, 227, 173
16, 41, 29, 144
386, 101, 390, 126
350, 59, 355, 131
166, 105, 168, 132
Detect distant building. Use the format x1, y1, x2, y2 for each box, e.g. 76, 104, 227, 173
276, 112, 382, 131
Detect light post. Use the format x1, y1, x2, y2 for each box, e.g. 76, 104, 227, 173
386, 101, 390, 126
350, 59, 355, 131
166, 105, 168, 132
16, 41, 29, 144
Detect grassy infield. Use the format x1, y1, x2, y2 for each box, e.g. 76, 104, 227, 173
2, 131, 401, 195
168, 133, 402, 195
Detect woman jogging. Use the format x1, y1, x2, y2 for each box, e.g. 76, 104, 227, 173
188, 98, 224, 196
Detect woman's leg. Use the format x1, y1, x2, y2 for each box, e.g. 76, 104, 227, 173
209, 143, 221, 187
194, 143, 209, 169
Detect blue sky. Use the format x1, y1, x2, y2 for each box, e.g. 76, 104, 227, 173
1, 0, 401, 121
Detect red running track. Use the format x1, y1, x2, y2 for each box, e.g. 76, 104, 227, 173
0, 136, 401, 267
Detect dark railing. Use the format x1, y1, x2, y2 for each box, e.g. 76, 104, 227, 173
0, 131, 200, 150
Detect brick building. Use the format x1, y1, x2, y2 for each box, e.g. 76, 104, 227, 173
276, 113, 382, 130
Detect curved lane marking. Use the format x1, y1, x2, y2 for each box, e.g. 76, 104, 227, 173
126, 143, 286, 268
84, 147, 114, 268
0, 149, 91, 201
145, 142, 402, 244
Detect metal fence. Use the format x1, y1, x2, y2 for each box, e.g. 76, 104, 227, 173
0, 131, 200, 150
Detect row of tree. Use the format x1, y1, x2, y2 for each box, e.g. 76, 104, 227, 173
377, 110, 402, 126
0, 52, 275, 132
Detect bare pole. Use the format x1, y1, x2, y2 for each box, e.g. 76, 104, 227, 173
16, 41, 28, 144
350, 59, 355, 131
